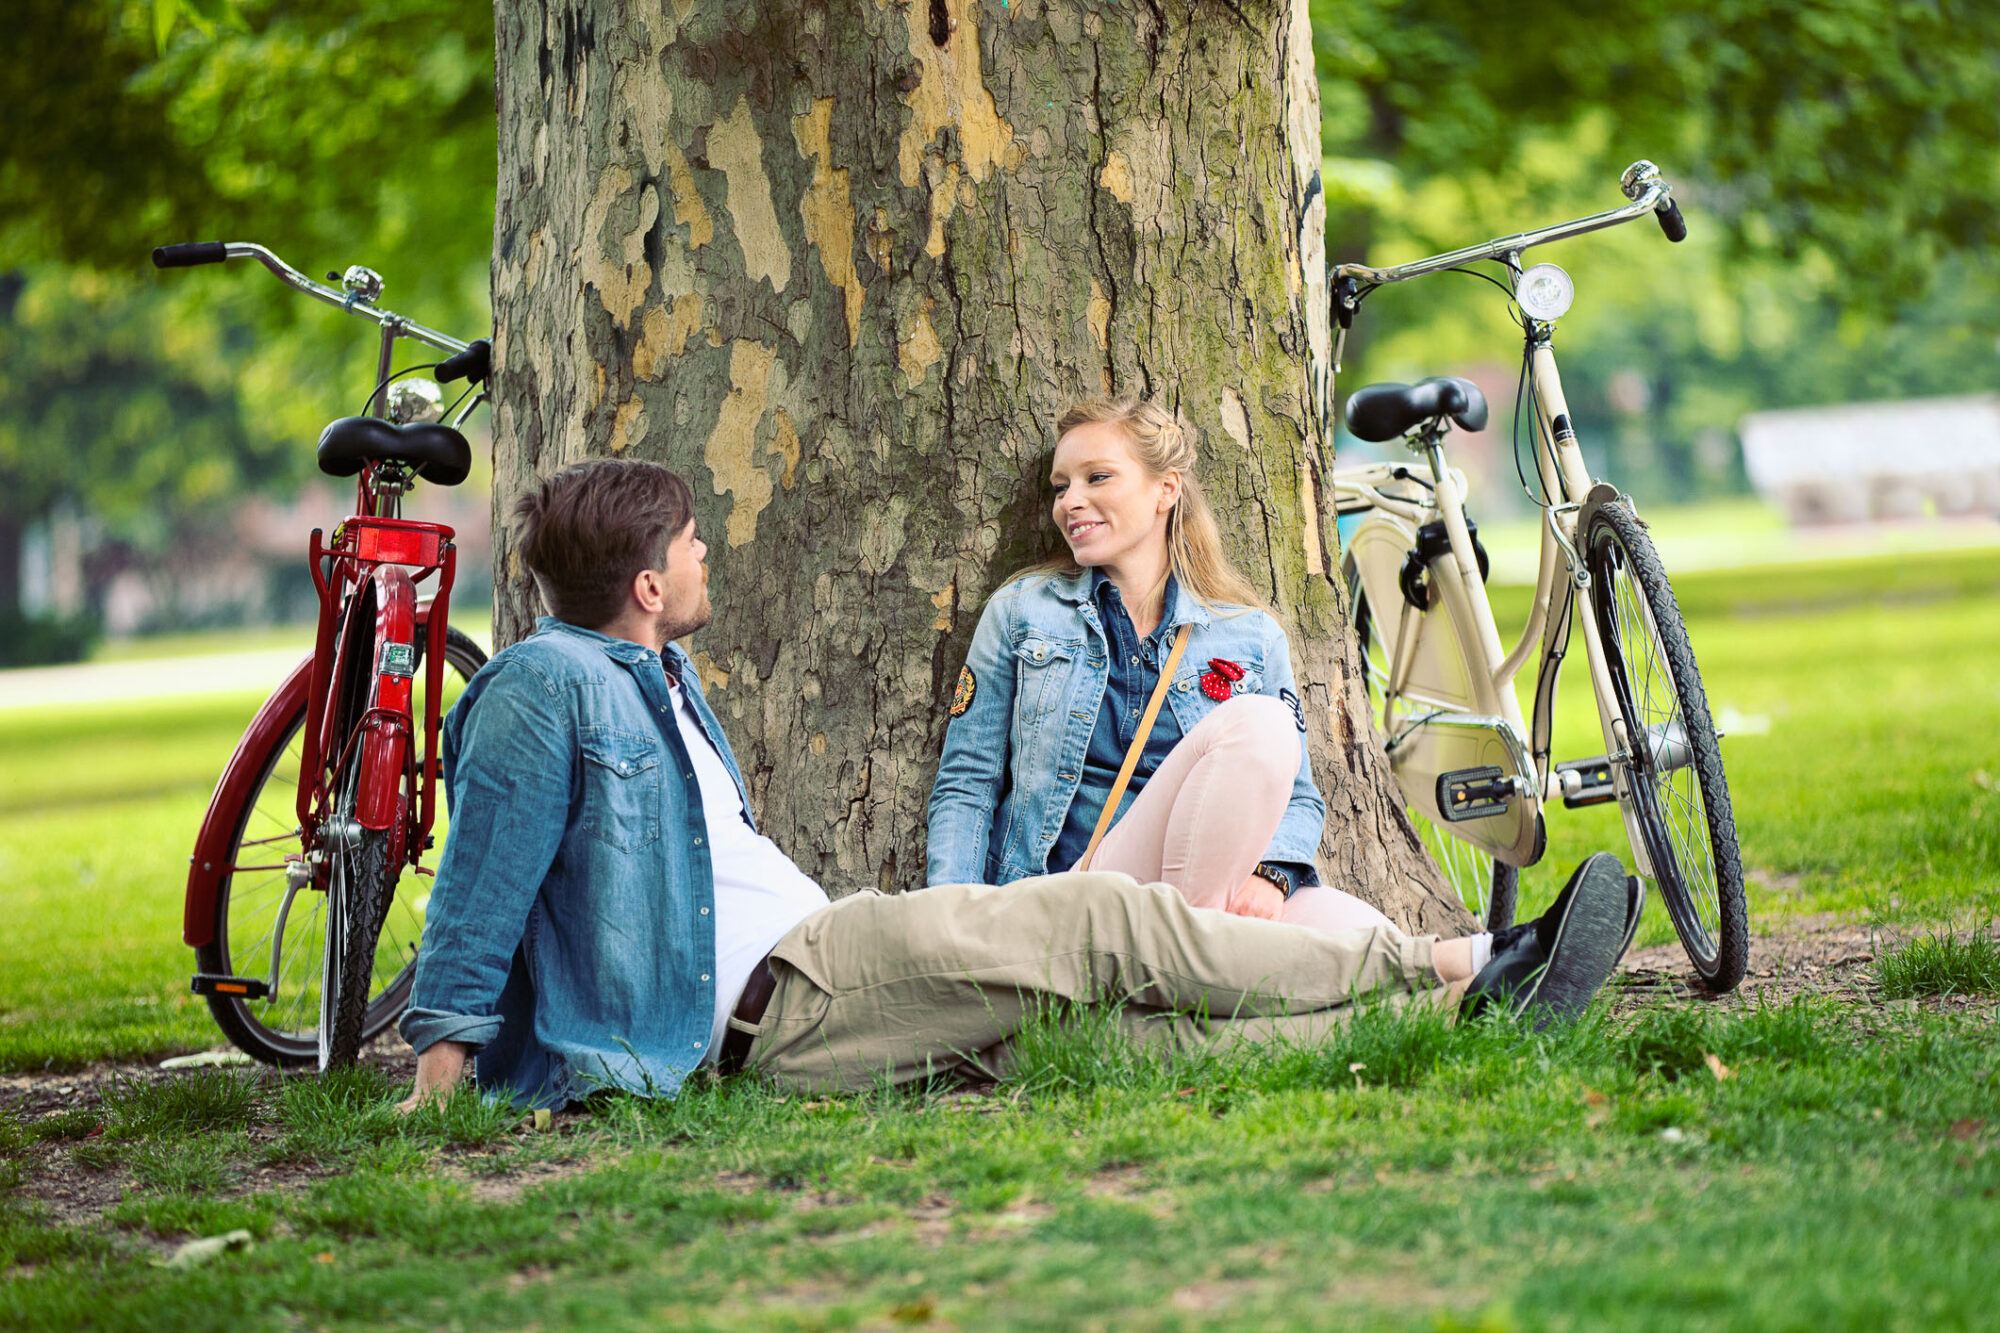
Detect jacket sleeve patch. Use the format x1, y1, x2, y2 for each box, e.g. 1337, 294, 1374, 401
1279, 686, 1306, 733
950, 665, 978, 718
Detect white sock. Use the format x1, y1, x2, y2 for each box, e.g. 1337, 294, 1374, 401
1467, 932, 1493, 975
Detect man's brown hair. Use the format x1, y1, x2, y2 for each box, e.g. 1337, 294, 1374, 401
513, 460, 695, 629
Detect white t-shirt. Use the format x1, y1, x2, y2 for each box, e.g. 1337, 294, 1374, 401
665, 678, 830, 1059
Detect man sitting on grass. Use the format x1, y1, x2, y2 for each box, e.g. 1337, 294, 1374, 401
397, 460, 1637, 1111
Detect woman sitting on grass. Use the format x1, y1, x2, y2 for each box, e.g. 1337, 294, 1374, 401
927, 397, 1393, 931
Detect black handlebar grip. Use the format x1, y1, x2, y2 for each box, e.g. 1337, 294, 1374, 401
1656, 199, 1688, 243
152, 242, 228, 269
435, 338, 491, 385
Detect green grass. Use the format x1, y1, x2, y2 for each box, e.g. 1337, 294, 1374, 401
1877, 931, 2000, 999
1, 1000, 1996, 1329
1, 546, 1996, 1324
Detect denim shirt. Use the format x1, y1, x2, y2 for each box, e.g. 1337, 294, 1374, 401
1047, 572, 1186, 871
927, 568, 1326, 888
399, 618, 749, 1109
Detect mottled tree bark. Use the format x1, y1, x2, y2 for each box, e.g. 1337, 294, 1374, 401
490, 0, 1469, 932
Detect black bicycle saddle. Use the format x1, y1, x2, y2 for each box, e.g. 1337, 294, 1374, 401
1344, 377, 1489, 443
316, 416, 473, 486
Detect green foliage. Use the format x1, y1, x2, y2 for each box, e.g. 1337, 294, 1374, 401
1312, 0, 2000, 296
0, 609, 100, 667
1878, 930, 2000, 999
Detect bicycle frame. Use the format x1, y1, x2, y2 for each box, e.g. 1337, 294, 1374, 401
1331, 162, 1686, 876
176, 242, 480, 954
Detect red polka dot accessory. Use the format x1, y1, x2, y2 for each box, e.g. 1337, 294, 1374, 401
1200, 657, 1244, 701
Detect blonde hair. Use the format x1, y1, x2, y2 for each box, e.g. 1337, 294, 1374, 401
1013, 397, 1267, 616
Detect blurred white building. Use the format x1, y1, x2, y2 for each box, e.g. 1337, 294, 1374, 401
1739, 395, 2000, 525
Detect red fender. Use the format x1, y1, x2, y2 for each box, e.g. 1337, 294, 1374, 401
355, 565, 416, 831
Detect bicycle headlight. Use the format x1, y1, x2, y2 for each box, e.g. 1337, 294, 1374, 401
1516, 263, 1574, 321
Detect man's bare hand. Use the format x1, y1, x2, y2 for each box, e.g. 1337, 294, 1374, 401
1225, 875, 1286, 920
396, 1040, 471, 1114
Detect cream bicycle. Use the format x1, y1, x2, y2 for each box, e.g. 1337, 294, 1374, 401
1331, 161, 1748, 992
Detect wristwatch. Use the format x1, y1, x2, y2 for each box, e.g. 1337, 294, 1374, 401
1252, 861, 1298, 898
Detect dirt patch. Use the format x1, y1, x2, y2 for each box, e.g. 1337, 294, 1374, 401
1613, 913, 2000, 1013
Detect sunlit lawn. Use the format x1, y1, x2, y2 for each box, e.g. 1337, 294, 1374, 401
2, 548, 1998, 1329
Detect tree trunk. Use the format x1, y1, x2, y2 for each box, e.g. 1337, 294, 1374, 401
489, 0, 1469, 932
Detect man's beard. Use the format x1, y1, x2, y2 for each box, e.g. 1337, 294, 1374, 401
658, 593, 712, 646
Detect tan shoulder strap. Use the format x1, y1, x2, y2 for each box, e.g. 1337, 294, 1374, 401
1076, 622, 1191, 871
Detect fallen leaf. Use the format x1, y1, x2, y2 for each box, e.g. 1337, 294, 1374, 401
1948, 1118, 1985, 1141
312, 1252, 335, 1264
1583, 1088, 1609, 1106
161, 1230, 254, 1269
1703, 1052, 1734, 1081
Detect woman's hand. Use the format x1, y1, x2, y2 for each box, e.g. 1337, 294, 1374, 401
1225, 874, 1287, 920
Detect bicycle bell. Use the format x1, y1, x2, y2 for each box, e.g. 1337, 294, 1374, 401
339, 264, 384, 303
1516, 263, 1575, 321
387, 378, 445, 425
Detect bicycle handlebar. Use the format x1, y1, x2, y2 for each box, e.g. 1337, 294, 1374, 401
1332, 160, 1688, 297
149, 240, 473, 358
152, 242, 228, 268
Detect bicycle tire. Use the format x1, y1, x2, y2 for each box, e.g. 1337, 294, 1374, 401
1582, 499, 1748, 991
318, 752, 398, 1069
1345, 559, 1519, 929
195, 626, 488, 1065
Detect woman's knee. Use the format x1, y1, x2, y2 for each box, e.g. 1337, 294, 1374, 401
1200, 695, 1302, 769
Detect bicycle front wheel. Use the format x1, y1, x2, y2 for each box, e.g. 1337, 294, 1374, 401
1582, 499, 1747, 991
1346, 559, 1519, 930
194, 626, 488, 1065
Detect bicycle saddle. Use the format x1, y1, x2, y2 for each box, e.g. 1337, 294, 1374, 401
316, 416, 473, 486
1344, 377, 1489, 443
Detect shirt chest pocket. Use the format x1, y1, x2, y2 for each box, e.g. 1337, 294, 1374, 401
1011, 634, 1080, 723
578, 727, 664, 851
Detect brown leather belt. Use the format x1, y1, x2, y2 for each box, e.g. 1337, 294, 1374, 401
716, 954, 775, 1075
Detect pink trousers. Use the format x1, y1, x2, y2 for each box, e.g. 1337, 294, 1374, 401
1077, 695, 1395, 932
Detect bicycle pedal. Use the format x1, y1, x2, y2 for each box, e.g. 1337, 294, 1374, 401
191, 973, 271, 1001
1555, 756, 1618, 808
1435, 766, 1515, 822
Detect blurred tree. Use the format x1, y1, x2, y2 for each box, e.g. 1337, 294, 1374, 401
0, 0, 496, 640
1311, 0, 2000, 503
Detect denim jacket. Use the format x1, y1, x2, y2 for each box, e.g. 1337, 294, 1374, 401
399, 618, 746, 1108
927, 569, 1325, 887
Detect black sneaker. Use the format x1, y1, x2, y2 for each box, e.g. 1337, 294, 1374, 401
1461, 853, 1629, 1028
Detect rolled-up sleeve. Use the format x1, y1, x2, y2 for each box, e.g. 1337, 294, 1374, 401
926, 595, 1018, 885
399, 659, 575, 1054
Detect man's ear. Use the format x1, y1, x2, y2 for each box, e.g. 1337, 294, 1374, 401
630, 567, 666, 614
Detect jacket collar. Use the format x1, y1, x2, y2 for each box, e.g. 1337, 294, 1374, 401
1055, 568, 1214, 631
535, 616, 687, 671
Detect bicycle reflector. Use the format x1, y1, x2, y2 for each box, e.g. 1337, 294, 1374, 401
1516, 263, 1575, 321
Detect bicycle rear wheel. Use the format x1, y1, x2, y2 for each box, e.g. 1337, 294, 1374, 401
1582, 499, 1747, 990
1345, 560, 1519, 929
194, 626, 488, 1065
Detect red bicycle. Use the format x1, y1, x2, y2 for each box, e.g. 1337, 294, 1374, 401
155, 241, 493, 1068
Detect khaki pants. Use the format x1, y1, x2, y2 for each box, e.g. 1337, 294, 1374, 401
742, 871, 1446, 1093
